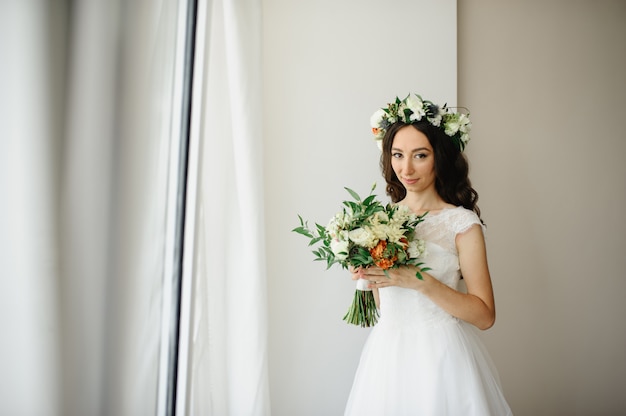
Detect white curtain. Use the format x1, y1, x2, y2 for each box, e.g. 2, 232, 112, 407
0, 3, 61, 414
0, 0, 269, 414
181, 0, 271, 414
0, 1, 183, 415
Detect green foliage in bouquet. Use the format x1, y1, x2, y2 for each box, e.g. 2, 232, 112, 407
293, 184, 430, 327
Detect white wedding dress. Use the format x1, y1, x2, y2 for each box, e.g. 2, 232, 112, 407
344, 207, 513, 416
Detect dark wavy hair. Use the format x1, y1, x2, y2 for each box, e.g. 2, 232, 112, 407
379, 121, 481, 220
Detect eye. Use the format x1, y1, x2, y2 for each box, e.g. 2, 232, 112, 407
392, 152, 403, 159
414, 153, 428, 159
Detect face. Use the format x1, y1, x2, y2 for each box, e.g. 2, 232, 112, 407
390, 125, 436, 194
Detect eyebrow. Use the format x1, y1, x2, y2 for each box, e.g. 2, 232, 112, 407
391, 147, 431, 152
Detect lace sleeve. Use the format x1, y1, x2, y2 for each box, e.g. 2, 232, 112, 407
415, 207, 485, 255
450, 208, 485, 237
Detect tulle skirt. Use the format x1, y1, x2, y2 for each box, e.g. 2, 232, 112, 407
344, 319, 513, 416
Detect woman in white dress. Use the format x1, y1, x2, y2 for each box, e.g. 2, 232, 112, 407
344, 94, 513, 415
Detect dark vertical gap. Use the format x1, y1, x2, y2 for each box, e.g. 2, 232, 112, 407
167, 0, 199, 414
47, 1, 72, 415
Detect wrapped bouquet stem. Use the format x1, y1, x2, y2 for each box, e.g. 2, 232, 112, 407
293, 184, 429, 327
342, 278, 379, 327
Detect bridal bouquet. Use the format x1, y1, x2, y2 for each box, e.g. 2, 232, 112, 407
292, 184, 429, 327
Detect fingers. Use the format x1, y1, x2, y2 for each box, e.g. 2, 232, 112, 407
368, 279, 390, 289
360, 268, 386, 278
365, 270, 390, 287
350, 266, 365, 280
348, 266, 391, 283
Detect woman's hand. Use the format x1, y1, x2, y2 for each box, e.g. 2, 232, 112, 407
348, 265, 362, 281
356, 265, 431, 291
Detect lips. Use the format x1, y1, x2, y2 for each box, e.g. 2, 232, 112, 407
403, 178, 418, 185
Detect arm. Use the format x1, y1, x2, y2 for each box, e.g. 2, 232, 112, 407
427, 224, 496, 329
360, 224, 496, 330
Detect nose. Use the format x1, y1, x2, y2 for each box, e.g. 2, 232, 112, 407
402, 157, 414, 174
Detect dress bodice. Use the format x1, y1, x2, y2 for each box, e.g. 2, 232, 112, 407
377, 207, 484, 328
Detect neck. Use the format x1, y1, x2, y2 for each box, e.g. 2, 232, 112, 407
401, 190, 446, 212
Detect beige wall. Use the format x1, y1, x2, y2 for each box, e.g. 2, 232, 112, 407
458, 1, 626, 414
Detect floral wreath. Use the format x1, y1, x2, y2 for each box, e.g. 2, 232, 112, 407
370, 93, 471, 152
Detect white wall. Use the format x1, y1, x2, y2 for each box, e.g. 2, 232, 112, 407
459, 1, 626, 415
263, 1, 457, 414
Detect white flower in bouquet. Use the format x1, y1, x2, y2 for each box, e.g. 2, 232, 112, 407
372, 210, 389, 224
408, 238, 427, 259
327, 210, 351, 238
385, 224, 407, 244
391, 205, 414, 224
348, 227, 378, 249
330, 239, 350, 260
368, 222, 387, 241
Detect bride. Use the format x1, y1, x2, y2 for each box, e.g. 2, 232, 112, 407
344, 93, 513, 415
